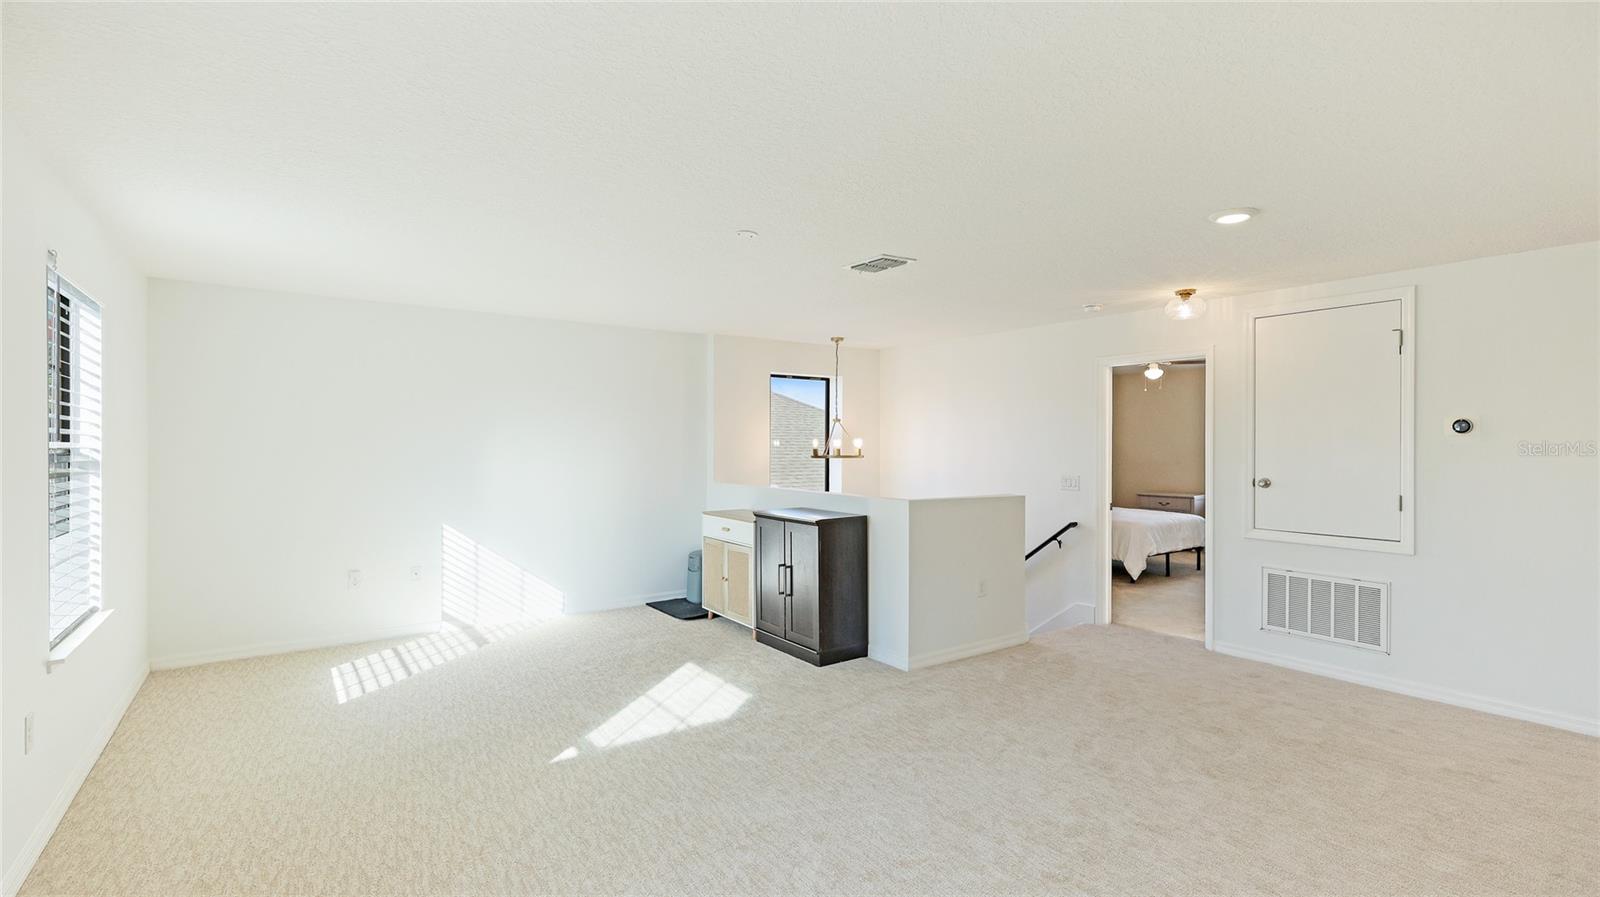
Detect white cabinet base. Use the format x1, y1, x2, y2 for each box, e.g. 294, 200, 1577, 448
702, 511, 756, 628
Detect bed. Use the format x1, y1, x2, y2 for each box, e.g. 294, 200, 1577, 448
1111, 506, 1205, 581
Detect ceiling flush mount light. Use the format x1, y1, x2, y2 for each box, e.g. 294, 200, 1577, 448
812, 337, 863, 460
1082, 303, 1104, 313
1165, 288, 1207, 321
1208, 207, 1258, 225
735, 229, 760, 239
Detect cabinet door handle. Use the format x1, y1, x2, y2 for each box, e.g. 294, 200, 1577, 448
780, 563, 790, 596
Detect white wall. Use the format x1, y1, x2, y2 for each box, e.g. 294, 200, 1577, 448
1, 132, 150, 893
147, 281, 708, 666
710, 335, 880, 497
907, 496, 1026, 669
881, 242, 1600, 734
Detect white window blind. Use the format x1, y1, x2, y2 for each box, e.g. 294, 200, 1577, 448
47, 269, 104, 648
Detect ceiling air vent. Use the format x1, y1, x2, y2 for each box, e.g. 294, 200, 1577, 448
850, 254, 915, 274
1262, 567, 1388, 653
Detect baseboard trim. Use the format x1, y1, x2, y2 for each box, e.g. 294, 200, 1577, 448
909, 631, 1029, 670
149, 590, 691, 671
1212, 640, 1599, 737
149, 622, 442, 671
1030, 602, 1096, 635
868, 645, 910, 672
2, 667, 148, 897
572, 590, 687, 615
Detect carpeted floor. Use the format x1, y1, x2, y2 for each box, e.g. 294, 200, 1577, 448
21, 606, 1599, 896
1112, 550, 1205, 640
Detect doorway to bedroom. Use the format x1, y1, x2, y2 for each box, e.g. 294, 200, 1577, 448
1101, 352, 1212, 643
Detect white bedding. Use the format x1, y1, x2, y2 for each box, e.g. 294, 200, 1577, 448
1112, 506, 1205, 581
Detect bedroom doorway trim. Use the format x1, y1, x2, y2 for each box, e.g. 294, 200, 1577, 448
1095, 346, 1216, 649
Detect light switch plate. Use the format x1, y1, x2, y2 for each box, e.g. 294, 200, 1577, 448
1060, 475, 1081, 492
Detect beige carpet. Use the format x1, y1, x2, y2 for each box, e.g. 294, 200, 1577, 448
1113, 550, 1205, 640
21, 607, 1598, 896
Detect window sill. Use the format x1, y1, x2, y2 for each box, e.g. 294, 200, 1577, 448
46, 608, 114, 672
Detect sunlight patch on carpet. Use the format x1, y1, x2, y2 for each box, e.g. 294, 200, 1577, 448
550, 662, 750, 762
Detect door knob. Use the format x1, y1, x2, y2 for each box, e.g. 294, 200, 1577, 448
1255, 477, 1272, 488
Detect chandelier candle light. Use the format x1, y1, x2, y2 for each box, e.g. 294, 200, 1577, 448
812, 336, 864, 460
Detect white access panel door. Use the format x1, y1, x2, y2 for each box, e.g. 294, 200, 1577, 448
1253, 298, 1404, 542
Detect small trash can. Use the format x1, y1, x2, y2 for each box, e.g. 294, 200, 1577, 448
686, 549, 703, 606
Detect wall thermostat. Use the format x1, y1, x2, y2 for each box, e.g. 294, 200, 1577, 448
1451, 418, 1473, 434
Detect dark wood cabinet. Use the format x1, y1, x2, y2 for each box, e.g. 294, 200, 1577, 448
755, 515, 787, 635
753, 508, 867, 666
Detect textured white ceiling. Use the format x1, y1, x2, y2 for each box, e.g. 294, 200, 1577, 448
4, 2, 1595, 346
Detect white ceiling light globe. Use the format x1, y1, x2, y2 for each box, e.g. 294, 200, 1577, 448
1144, 363, 1164, 381
1165, 289, 1206, 320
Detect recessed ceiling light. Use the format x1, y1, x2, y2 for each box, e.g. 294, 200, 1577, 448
1209, 208, 1258, 225
735, 229, 759, 239
1082, 303, 1103, 313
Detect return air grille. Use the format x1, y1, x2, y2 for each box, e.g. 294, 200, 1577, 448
1262, 567, 1388, 652
850, 255, 914, 273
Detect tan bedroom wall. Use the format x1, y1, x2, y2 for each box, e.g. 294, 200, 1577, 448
1112, 365, 1205, 509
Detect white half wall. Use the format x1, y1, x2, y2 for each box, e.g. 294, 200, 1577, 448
705, 482, 909, 669
704, 484, 1027, 672
147, 281, 708, 666
881, 242, 1600, 734
907, 496, 1026, 669
1, 131, 150, 893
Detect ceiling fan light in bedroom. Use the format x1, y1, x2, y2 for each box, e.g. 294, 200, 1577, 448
1165, 288, 1206, 321
1143, 362, 1165, 381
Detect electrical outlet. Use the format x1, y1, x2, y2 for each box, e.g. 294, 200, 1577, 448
408, 566, 422, 581
347, 569, 362, 589
1060, 475, 1081, 492
24, 713, 33, 755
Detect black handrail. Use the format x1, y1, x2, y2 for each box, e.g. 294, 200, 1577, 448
1025, 522, 1078, 561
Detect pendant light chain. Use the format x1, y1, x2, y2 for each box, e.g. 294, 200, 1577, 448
812, 336, 864, 459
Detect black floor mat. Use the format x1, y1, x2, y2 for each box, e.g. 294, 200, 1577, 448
647, 597, 708, 620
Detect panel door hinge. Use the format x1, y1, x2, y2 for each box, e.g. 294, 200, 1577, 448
1392, 328, 1404, 354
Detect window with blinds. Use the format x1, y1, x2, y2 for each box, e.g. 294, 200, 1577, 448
47, 269, 104, 648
